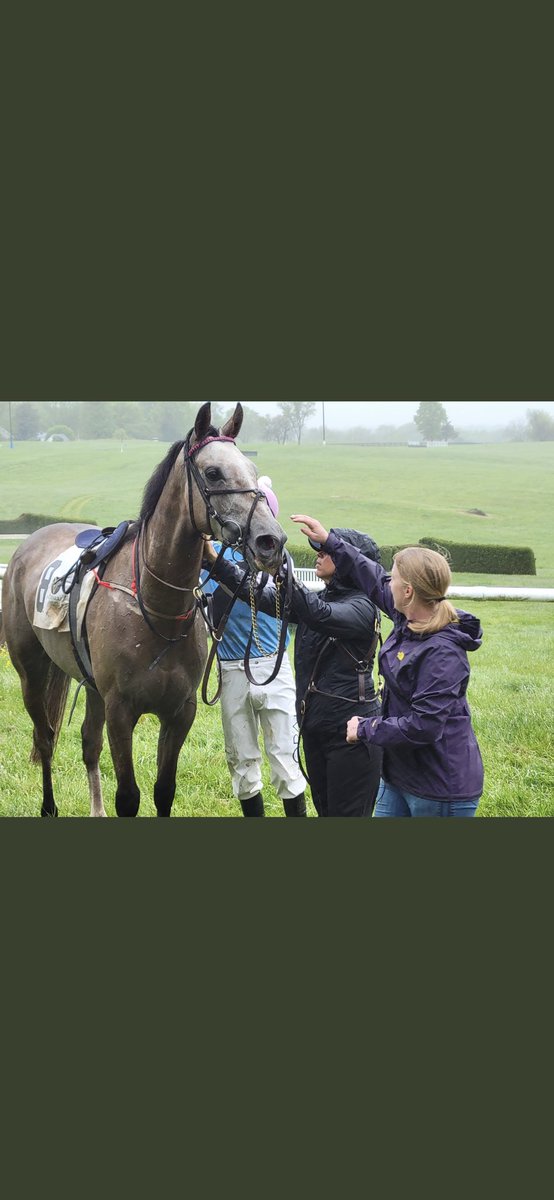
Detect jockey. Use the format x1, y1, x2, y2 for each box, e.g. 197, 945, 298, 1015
201, 476, 306, 818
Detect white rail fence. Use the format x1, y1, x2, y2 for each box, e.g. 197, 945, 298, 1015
292, 567, 554, 600
2, 563, 554, 605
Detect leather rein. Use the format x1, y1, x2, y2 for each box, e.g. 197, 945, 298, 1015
128, 428, 291, 696
198, 545, 294, 705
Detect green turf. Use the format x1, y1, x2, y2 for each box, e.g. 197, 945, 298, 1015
1, 602, 552, 817
1, 438, 553, 818
1, 438, 552, 583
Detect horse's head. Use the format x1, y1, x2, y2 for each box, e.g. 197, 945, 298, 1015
187, 403, 286, 572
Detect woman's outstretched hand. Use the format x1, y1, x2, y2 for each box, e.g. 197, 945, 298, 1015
291, 515, 329, 544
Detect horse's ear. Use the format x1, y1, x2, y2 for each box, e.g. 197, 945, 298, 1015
221, 403, 243, 440
192, 403, 212, 446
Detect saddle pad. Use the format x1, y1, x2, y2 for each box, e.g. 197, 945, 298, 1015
74, 522, 130, 568
33, 548, 95, 636
75, 527, 103, 551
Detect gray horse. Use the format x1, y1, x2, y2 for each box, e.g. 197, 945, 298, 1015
2, 402, 285, 817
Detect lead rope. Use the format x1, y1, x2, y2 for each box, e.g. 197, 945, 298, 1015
199, 563, 251, 705
248, 572, 282, 656
242, 549, 293, 687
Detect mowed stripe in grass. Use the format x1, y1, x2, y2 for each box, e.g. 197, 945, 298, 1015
1, 439, 553, 582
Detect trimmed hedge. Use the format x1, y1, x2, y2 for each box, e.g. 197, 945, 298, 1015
290, 540, 408, 571
0, 512, 97, 533
286, 542, 318, 568
289, 538, 536, 575
418, 537, 536, 575
379, 545, 411, 570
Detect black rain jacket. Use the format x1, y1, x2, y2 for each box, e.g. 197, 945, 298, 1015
212, 556, 381, 733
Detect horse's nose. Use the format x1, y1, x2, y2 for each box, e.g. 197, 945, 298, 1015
254, 530, 286, 562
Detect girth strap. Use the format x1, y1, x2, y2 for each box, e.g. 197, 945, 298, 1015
68, 564, 100, 690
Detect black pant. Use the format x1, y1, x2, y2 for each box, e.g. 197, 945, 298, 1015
302, 726, 383, 818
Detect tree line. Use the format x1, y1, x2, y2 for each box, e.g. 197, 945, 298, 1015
0, 400, 318, 445
1, 399, 553, 443
413, 401, 554, 442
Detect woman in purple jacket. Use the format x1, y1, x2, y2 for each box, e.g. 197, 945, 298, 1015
291, 516, 484, 818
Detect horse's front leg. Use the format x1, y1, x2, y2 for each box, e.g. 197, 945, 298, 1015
105, 697, 141, 818
154, 699, 197, 817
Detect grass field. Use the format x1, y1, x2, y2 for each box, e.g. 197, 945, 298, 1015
1, 437, 553, 817
1, 600, 552, 817
1, 438, 553, 584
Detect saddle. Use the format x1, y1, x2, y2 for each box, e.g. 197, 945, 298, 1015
66, 521, 134, 688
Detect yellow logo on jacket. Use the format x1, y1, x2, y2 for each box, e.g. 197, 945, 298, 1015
397, 651, 405, 660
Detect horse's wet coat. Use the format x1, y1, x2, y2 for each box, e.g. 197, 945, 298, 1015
2, 403, 285, 817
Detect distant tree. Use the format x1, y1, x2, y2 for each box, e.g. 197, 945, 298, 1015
278, 401, 316, 444
35, 401, 81, 437
111, 401, 155, 439
414, 401, 451, 441
79, 401, 116, 439
525, 408, 554, 441
14, 402, 40, 440
150, 401, 193, 441
45, 424, 75, 440
441, 418, 459, 441
373, 425, 398, 441
263, 414, 291, 444
505, 420, 527, 442
61, 401, 85, 438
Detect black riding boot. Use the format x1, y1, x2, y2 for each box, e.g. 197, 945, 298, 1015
283, 793, 307, 818
240, 793, 265, 818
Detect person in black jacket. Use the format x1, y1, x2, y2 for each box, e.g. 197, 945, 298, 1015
203, 528, 382, 818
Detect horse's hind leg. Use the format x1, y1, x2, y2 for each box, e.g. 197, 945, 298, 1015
154, 700, 197, 817
81, 688, 107, 818
19, 661, 69, 818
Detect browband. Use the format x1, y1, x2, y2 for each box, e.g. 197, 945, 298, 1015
187, 435, 236, 458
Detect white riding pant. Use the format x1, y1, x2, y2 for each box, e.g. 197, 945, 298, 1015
219, 654, 304, 802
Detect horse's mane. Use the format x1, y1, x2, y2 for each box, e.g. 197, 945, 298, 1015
140, 428, 220, 522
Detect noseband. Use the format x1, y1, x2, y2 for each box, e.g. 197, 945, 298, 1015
183, 429, 293, 700
133, 429, 290, 693
184, 431, 269, 552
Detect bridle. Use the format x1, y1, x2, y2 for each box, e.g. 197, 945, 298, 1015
131, 428, 292, 694
183, 429, 294, 702
184, 431, 269, 552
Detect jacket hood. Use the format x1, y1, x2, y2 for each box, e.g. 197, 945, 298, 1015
438, 610, 483, 653
309, 528, 381, 563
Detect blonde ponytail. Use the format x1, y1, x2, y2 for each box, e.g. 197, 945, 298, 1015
394, 547, 459, 635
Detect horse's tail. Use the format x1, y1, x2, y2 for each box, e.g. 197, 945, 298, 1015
30, 663, 71, 764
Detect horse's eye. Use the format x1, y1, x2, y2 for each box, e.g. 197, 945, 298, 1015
205, 467, 223, 483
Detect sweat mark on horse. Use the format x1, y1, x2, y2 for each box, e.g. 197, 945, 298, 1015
2, 403, 286, 817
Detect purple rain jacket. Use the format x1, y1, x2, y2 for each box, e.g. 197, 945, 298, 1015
324, 531, 484, 801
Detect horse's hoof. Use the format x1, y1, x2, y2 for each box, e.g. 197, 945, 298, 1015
41, 806, 59, 818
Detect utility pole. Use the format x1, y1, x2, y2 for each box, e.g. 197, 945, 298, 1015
322, 401, 326, 446
9, 401, 14, 448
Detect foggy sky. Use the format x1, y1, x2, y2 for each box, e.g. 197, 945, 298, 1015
244, 400, 554, 430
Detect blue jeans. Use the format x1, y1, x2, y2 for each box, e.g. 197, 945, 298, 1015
373, 781, 480, 818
